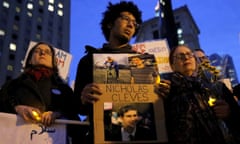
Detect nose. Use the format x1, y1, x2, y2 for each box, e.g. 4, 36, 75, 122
126, 21, 134, 28
39, 50, 46, 55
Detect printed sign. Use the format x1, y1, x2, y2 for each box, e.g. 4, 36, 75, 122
93, 53, 167, 144
94, 84, 167, 144
0, 112, 66, 144
132, 39, 172, 74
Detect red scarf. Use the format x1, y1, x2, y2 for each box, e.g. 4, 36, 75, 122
25, 67, 54, 81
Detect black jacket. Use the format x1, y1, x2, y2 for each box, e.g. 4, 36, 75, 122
74, 44, 136, 115
73, 44, 136, 143
0, 73, 78, 120
165, 72, 240, 144
104, 124, 156, 141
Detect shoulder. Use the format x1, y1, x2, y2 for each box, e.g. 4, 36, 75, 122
3, 74, 27, 88
78, 45, 101, 62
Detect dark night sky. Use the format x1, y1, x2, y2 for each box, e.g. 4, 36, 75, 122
70, 0, 240, 83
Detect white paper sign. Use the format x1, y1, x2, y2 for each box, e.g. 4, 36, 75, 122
0, 112, 66, 144
23, 41, 72, 80
132, 39, 172, 74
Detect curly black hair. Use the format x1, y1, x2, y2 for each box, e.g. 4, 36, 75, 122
100, 1, 142, 41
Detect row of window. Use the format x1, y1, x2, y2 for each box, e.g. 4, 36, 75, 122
2, 0, 64, 17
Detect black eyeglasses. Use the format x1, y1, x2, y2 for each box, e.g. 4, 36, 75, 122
174, 52, 194, 61
119, 15, 140, 28
34, 48, 52, 56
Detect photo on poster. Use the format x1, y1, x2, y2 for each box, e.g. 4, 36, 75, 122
93, 84, 167, 144
93, 53, 159, 84
93, 53, 167, 144
103, 102, 157, 142
128, 54, 159, 84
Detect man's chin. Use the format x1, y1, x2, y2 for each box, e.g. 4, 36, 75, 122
119, 36, 130, 44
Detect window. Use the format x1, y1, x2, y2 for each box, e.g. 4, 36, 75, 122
11, 33, 18, 40
9, 54, 15, 60
7, 65, 13, 71
9, 43, 17, 51
27, 3, 33, 10
0, 29, 5, 36
3, 1, 10, 8
39, 0, 44, 6
152, 30, 159, 39
57, 9, 63, 16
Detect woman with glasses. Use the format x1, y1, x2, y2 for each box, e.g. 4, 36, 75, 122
158, 45, 240, 144
0, 41, 80, 142
1, 41, 79, 124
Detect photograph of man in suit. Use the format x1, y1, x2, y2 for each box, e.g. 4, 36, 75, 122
104, 104, 156, 142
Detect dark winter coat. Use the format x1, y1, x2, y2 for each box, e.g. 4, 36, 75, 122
0, 72, 78, 120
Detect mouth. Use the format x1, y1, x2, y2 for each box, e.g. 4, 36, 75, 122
39, 57, 46, 60
124, 29, 131, 35
183, 61, 192, 65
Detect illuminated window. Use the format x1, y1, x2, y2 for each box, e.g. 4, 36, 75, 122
36, 34, 41, 39
177, 28, 183, 34
39, 0, 44, 6
16, 7, 21, 13
48, 5, 54, 12
27, 11, 32, 17
3, 1, 10, 8
178, 40, 185, 45
13, 25, 19, 31
49, 0, 54, 4
7, 65, 13, 71
0, 30, 5, 36
9, 43, 16, 51
58, 3, 63, 8
161, 12, 164, 18
27, 3, 33, 10
57, 10, 63, 16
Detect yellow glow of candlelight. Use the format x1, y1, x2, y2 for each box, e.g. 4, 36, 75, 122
32, 110, 41, 121
208, 97, 216, 106
155, 75, 161, 84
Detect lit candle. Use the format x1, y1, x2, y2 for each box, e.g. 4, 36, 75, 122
208, 97, 216, 106
32, 110, 41, 121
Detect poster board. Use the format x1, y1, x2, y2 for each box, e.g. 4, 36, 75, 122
93, 54, 167, 143
132, 39, 172, 74
22, 41, 72, 80
0, 112, 66, 144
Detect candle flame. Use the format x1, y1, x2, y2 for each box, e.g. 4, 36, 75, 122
208, 97, 216, 106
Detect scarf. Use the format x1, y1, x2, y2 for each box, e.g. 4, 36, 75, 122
25, 66, 54, 81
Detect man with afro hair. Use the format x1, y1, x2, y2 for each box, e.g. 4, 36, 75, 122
74, 1, 142, 144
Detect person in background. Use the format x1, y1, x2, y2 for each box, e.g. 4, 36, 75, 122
193, 48, 209, 63
104, 56, 119, 80
73, 1, 142, 143
0, 41, 80, 143
129, 54, 159, 84
193, 48, 220, 80
156, 45, 240, 144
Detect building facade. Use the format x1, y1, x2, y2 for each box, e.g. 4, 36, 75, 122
135, 5, 201, 51
210, 54, 239, 86
135, 2, 238, 86
0, 0, 70, 86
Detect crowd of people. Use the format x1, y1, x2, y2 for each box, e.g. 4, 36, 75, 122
0, 1, 240, 144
